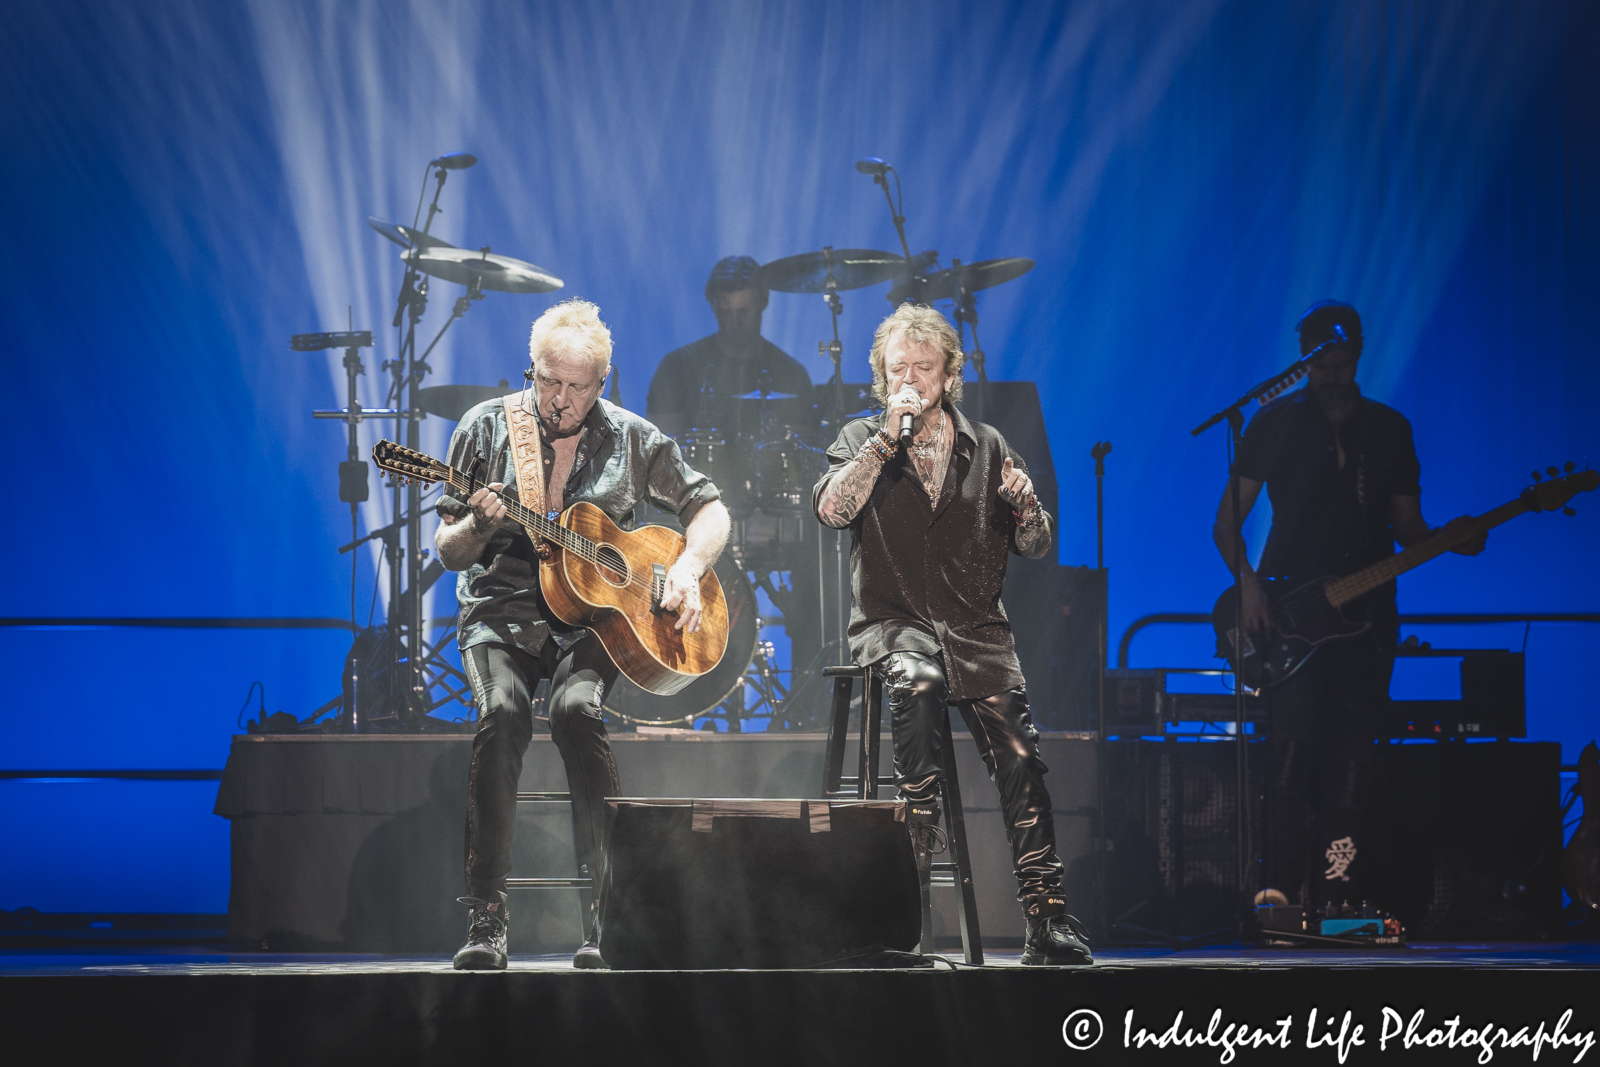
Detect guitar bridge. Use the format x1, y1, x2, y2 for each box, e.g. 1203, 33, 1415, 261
650, 563, 668, 616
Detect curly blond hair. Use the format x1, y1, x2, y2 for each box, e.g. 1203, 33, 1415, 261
529, 299, 612, 375
867, 304, 965, 405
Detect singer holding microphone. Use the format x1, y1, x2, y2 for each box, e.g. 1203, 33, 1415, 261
812, 304, 1092, 966
434, 299, 730, 971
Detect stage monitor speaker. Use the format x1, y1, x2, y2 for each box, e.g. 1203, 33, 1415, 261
598, 798, 920, 969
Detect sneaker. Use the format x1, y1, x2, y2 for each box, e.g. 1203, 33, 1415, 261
905, 802, 948, 875
1020, 895, 1093, 967
452, 895, 508, 971
572, 911, 608, 970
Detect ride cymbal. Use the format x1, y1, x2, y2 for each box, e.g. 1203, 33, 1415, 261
756, 248, 904, 293
886, 257, 1034, 305
403, 247, 563, 294
367, 216, 454, 251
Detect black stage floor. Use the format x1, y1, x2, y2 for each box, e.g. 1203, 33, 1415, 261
5, 943, 1598, 1064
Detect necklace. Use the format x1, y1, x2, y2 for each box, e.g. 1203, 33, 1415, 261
909, 409, 946, 458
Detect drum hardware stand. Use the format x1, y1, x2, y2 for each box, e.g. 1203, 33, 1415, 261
949, 265, 988, 425
298, 157, 492, 730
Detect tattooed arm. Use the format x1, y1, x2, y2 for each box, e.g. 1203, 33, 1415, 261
815, 443, 891, 528
1000, 446, 1054, 559
814, 420, 899, 529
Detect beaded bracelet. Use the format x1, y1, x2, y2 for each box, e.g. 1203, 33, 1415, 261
859, 429, 897, 464
1012, 498, 1044, 526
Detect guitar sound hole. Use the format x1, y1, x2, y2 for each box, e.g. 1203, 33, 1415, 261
594, 543, 629, 587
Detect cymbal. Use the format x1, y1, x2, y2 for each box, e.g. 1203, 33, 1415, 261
367, 216, 454, 252
403, 247, 563, 294
732, 388, 799, 400
415, 384, 507, 421
757, 248, 905, 294
887, 257, 1034, 305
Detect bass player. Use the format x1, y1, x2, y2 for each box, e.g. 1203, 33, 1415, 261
435, 299, 730, 971
1211, 300, 1484, 912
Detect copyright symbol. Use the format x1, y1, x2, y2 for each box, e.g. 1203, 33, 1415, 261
1061, 1008, 1103, 1051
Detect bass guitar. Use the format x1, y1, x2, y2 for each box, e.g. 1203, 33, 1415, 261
1214, 463, 1596, 691
373, 440, 729, 696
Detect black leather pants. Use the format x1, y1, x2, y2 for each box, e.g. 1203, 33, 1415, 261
462, 638, 620, 903
880, 651, 1064, 898
1265, 624, 1395, 908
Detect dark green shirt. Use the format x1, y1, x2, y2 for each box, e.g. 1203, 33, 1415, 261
437, 396, 720, 654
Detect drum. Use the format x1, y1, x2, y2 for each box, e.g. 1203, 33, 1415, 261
754, 430, 827, 514
679, 427, 753, 518
601, 552, 760, 726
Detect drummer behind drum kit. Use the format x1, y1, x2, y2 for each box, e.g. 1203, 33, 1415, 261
298, 152, 1036, 733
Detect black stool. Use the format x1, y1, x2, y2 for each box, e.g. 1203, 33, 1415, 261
507, 789, 593, 929
821, 663, 984, 965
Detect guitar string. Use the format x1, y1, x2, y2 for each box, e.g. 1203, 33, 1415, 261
381, 452, 666, 599
454, 472, 663, 597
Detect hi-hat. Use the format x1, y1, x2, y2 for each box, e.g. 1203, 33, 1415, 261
757, 248, 904, 293
403, 247, 563, 294
887, 257, 1034, 305
367, 216, 454, 252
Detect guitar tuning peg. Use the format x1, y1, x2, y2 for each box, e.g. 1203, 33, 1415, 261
1547, 466, 1560, 478
1531, 470, 1542, 482
1566, 461, 1576, 473
1565, 507, 1577, 517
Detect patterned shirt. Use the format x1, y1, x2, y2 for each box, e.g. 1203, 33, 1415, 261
811, 403, 1054, 701
437, 395, 721, 654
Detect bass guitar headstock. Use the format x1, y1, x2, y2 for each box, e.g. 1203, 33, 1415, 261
1524, 462, 1598, 516
372, 440, 451, 487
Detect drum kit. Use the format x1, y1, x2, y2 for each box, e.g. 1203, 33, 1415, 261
301, 152, 1036, 732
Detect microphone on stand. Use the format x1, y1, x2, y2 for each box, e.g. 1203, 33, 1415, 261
855, 157, 890, 176
430, 152, 478, 169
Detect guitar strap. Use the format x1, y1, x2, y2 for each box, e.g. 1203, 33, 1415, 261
502, 393, 548, 519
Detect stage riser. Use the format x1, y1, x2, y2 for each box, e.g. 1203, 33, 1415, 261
220, 733, 1098, 952
8, 968, 1599, 1065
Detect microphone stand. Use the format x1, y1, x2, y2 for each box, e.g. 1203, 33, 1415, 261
1190, 340, 1332, 919
949, 266, 987, 425
381, 160, 452, 726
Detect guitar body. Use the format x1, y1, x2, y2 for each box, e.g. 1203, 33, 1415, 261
540, 502, 730, 696
1213, 575, 1369, 691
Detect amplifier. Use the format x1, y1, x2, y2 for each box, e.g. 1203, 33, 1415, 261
1103, 668, 1267, 733
1384, 647, 1525, 739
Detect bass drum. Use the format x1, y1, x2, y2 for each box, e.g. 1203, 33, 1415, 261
601, 551, 760, 726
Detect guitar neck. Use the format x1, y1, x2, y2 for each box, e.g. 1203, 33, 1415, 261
1323, 496, 1527, 607
440, 467, 599, 561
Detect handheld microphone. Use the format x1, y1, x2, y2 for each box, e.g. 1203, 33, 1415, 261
896, 388, 919, 443
430, 152, 478, 170
855, 157, 890, 176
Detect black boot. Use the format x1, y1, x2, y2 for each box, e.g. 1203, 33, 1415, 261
453, 893, 509, 971
905, 801, 948, 875
1020, 893, 1093, 967
573, 902, 608, 970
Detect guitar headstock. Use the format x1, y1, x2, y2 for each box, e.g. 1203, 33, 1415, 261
372, 440, 450, 487
1524, 462, 1598, 514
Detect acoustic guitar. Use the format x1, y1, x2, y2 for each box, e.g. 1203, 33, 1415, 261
373, 440, 729, 696
1214, 463, 1596, 691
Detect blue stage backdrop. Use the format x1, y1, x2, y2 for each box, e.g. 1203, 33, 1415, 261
2, 0, 1595, 914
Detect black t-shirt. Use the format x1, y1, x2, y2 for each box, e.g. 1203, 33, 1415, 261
1234, 386, 1421, 610
646, 334, 814, 438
